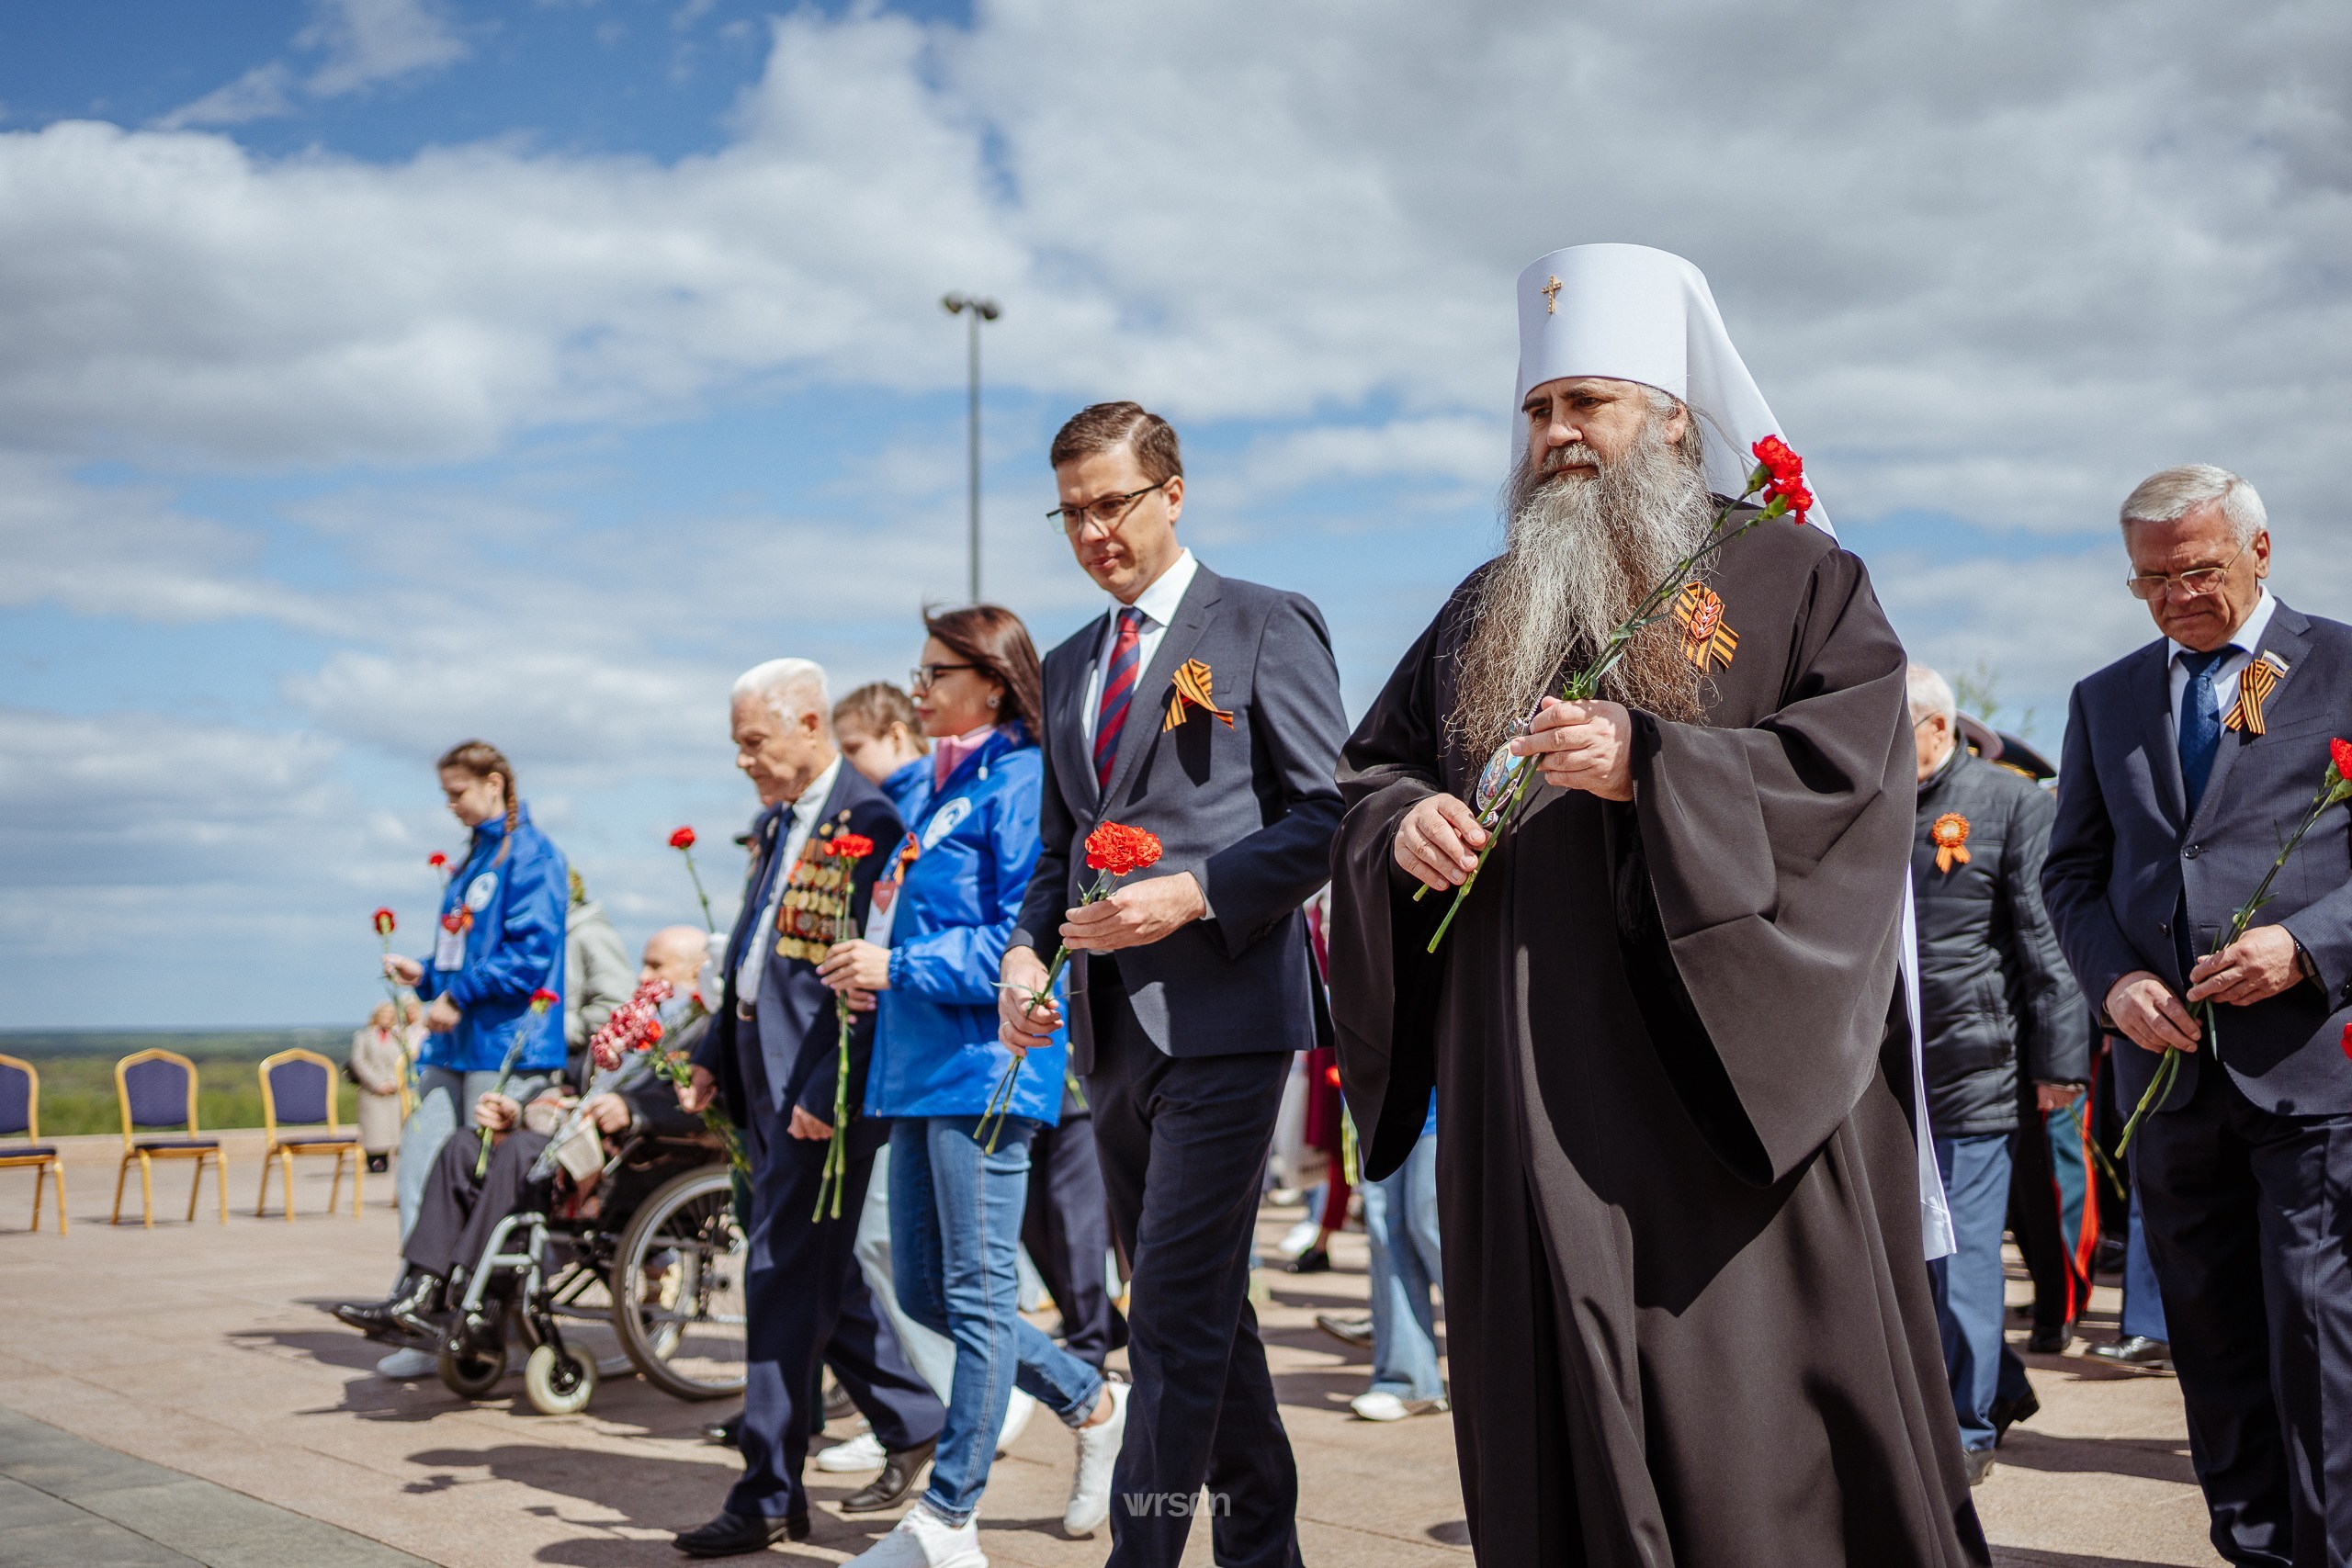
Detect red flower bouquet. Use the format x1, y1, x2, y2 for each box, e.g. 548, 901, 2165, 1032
811, 830, 876, 1220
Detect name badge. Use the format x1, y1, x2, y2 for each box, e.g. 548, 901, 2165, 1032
433, 923, 467, 971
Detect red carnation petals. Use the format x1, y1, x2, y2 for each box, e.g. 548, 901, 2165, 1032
2341, 1020, 2352, 1063
1085, 821, 1164, 876
827, 833, 876, 861
371, 907, 396, 936
669, 826, 697, 851
1751, 434, 1804, 485
428, 852, 448, 869
530, 987, 560, 1011
2333, 738, 2352, 780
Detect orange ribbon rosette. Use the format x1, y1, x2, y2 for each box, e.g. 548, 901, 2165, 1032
1162, 658, 1236, 731
1930, 812, 1971, 873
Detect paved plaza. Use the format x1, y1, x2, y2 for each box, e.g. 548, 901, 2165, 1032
1, 1131, 2215, 1567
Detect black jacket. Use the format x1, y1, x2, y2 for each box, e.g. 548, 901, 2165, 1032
1911, 747, 2088, 1135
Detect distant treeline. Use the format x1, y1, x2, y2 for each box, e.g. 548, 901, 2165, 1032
1, 1028, 358, 1136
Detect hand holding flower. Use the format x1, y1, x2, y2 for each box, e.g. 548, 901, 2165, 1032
473, 1091, 521, 1131
818, 939, 891, 995
384, 953, 424, 987
2187, 926, 2305, 1008
1059, 872, 1207, 952
997, 947, 1061, 1055
1512, 696, 1634, 798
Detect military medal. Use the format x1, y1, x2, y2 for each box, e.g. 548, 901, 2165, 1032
1670, 581, 1738, 672
2223, 650, 2287, 736
1930, 812, 1971, 873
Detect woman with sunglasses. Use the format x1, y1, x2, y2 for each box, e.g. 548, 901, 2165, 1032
819, 606, 1125, 1567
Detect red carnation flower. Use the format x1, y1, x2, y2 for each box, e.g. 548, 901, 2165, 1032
529, 987, 560, 1011
827, 833, 876, 861
2341, 1020, 2352, 1062
1085, 821, 1164, 876
669, 826, 697, 851
371, 907, 396, 936
1774, 482, 1815, 526
428, 852, 448, 869
1751, 434, 1804, 486
2332, 738, 2352, 781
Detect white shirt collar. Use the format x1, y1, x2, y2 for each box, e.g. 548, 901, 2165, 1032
2168, 585, 2275, 665
1119, 547, 1198, 629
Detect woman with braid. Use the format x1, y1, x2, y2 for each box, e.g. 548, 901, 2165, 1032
367, 739, 571, 1380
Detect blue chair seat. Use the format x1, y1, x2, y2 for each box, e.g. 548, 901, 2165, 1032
0, 1146, 59, 1161
275, 1133, 357, 1146
132, 1137, 220, 1151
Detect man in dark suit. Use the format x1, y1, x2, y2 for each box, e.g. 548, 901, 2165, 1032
675, 658, 944, 1559
2045, 465, 2352, 1566
1000, 402, 1346, 1568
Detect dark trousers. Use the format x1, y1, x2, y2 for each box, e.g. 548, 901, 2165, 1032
1023, 1111, 1125, 1369
726, 1116, 944, 1522
2137, 1058, 2352, 1567
1088, 965, 1300, 1568
2008, 1085, 2089, 1332
404, 1127, 551, 1280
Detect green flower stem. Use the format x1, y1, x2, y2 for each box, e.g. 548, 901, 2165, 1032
679, 847, 717, 936
982, 869, 1115, 1151
2116, 762, 2352, 1156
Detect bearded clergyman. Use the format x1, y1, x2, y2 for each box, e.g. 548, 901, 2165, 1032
1327, 243, 1989, 1566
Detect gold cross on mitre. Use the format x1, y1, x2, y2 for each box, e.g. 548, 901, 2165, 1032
1541, 275, 1563, 314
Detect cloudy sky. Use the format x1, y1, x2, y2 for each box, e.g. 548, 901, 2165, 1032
4, 0, 2346, 1027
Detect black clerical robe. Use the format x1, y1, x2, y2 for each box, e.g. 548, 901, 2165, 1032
1329, 514, 1988, 1567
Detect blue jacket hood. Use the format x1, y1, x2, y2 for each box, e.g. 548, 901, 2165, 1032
413, 803, 571, 1074
865, 728, 1068, 1122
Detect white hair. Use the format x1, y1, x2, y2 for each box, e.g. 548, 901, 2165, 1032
1906, 664, 1957, 726
731, 658, 830, 729
2120, 464, 2267, 545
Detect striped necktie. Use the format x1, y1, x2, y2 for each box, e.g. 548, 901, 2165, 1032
1094, 606, 1145, 791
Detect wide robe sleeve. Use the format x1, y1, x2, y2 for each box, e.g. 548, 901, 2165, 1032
1623, 542, 1915, 1186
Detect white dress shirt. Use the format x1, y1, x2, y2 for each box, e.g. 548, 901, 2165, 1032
2166, 586, 2276, 740
1080, 548, 1201, 746
735, 753, 844, 1001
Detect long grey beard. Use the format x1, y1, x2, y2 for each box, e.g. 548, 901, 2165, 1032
1449, 423, 1716, 761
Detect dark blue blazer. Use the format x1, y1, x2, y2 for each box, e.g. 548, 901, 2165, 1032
2044, 598, 2352, 1117
1011, 562, 1348, 1071
695, 761, 903, 1155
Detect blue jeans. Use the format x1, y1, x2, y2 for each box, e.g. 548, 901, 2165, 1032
890, 1116, 1104, 1526
1363, 1135, 1443, 1400
2122, 1170, 2171, 1342
1929, 1132, 2013, 1451
394, 1066, 548, 1246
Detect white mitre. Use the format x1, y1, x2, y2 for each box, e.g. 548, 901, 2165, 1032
1515, 243, 1831, 537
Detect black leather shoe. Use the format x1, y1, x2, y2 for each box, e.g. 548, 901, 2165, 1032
673, 1510, 808, 1557
823, 1374, 856, 1424
1990, 1384, 2040, 1444
2086, 1335, 2174, 1371
1962, 1446, 1996, 1486
840, 1439, 935, 1513
333, 1269, 444, 1344
700, 1414, 741, 1449
1284, 1247, 1331, 1275
2026, 1323, 2072, 1355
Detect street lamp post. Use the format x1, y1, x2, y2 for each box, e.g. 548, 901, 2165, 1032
941, 293, 1001, 604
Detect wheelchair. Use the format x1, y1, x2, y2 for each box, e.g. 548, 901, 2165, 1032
434, 1136, 747, 1416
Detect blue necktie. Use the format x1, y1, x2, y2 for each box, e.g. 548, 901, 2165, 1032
2177, 648, 2226, 814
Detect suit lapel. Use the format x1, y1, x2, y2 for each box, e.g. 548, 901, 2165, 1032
1102, 567, 1224, 812
1054, 618, 1109, 816
2130, 640, 2185, 831
727, 807, 784, 979
2188, 600, 2312, 838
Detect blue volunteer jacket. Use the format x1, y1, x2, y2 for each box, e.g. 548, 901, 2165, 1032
413, 803, 570, 1074
879, 757, 933, 821
865, 727, 1069, 1123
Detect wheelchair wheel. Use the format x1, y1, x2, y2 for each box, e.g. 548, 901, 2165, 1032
524, 1341, 598, 1416
613, 1166, 747, 1401
437, 1307, 510, 1399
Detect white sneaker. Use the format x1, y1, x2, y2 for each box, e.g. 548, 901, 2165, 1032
376, 1345, 437, 1380
994, 1389, 1037, 1457
816, 1430, 887, 1472
1274, 1217, 1320, 1259
843, 1501, 987, 1568
1063, 1381, 1128, 1537
1350, 1389, 1447, 1422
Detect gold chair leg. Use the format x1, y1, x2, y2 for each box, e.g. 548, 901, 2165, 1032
325, 1150, 341, 1217
256, 1144, 274, 1217
217, 1154, 229, 1224
30, 1165, 44, 1234
112, 1156, 129, 1225
51, 1163, 67, 1235
284, 1150, 299, 1222
187, 1154, 201, 1222
139, 1152, 155, 1229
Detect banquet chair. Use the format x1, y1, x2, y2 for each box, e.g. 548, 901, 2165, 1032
0, 1055, 67, 1234
111, 1049, 227, 1227
255, 1049, 363, 1220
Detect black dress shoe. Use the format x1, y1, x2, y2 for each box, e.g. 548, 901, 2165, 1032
332, 1269, 444, 1344
1990, 1384, 2040, 1444
2026, 1323, 2072, 1355
840, 1438, 935, 1513
1283, 1247, 1331, 1275
2086, 1335, 2174, 1371
673, 1509, 808, 1557
823, 1374, 856, 1424
700, 1415, 741, 1449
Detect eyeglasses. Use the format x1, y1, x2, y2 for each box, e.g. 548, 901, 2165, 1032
909, 662, 978, 691
2126, 541, 2249, 601
1046, 481, 1167, 535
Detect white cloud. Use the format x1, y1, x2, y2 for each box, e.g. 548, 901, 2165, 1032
159, 0, 467, 129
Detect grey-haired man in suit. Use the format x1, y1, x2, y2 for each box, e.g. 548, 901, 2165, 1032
1000, 401, 1345, 1568
2045, 464, 2352, 1566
